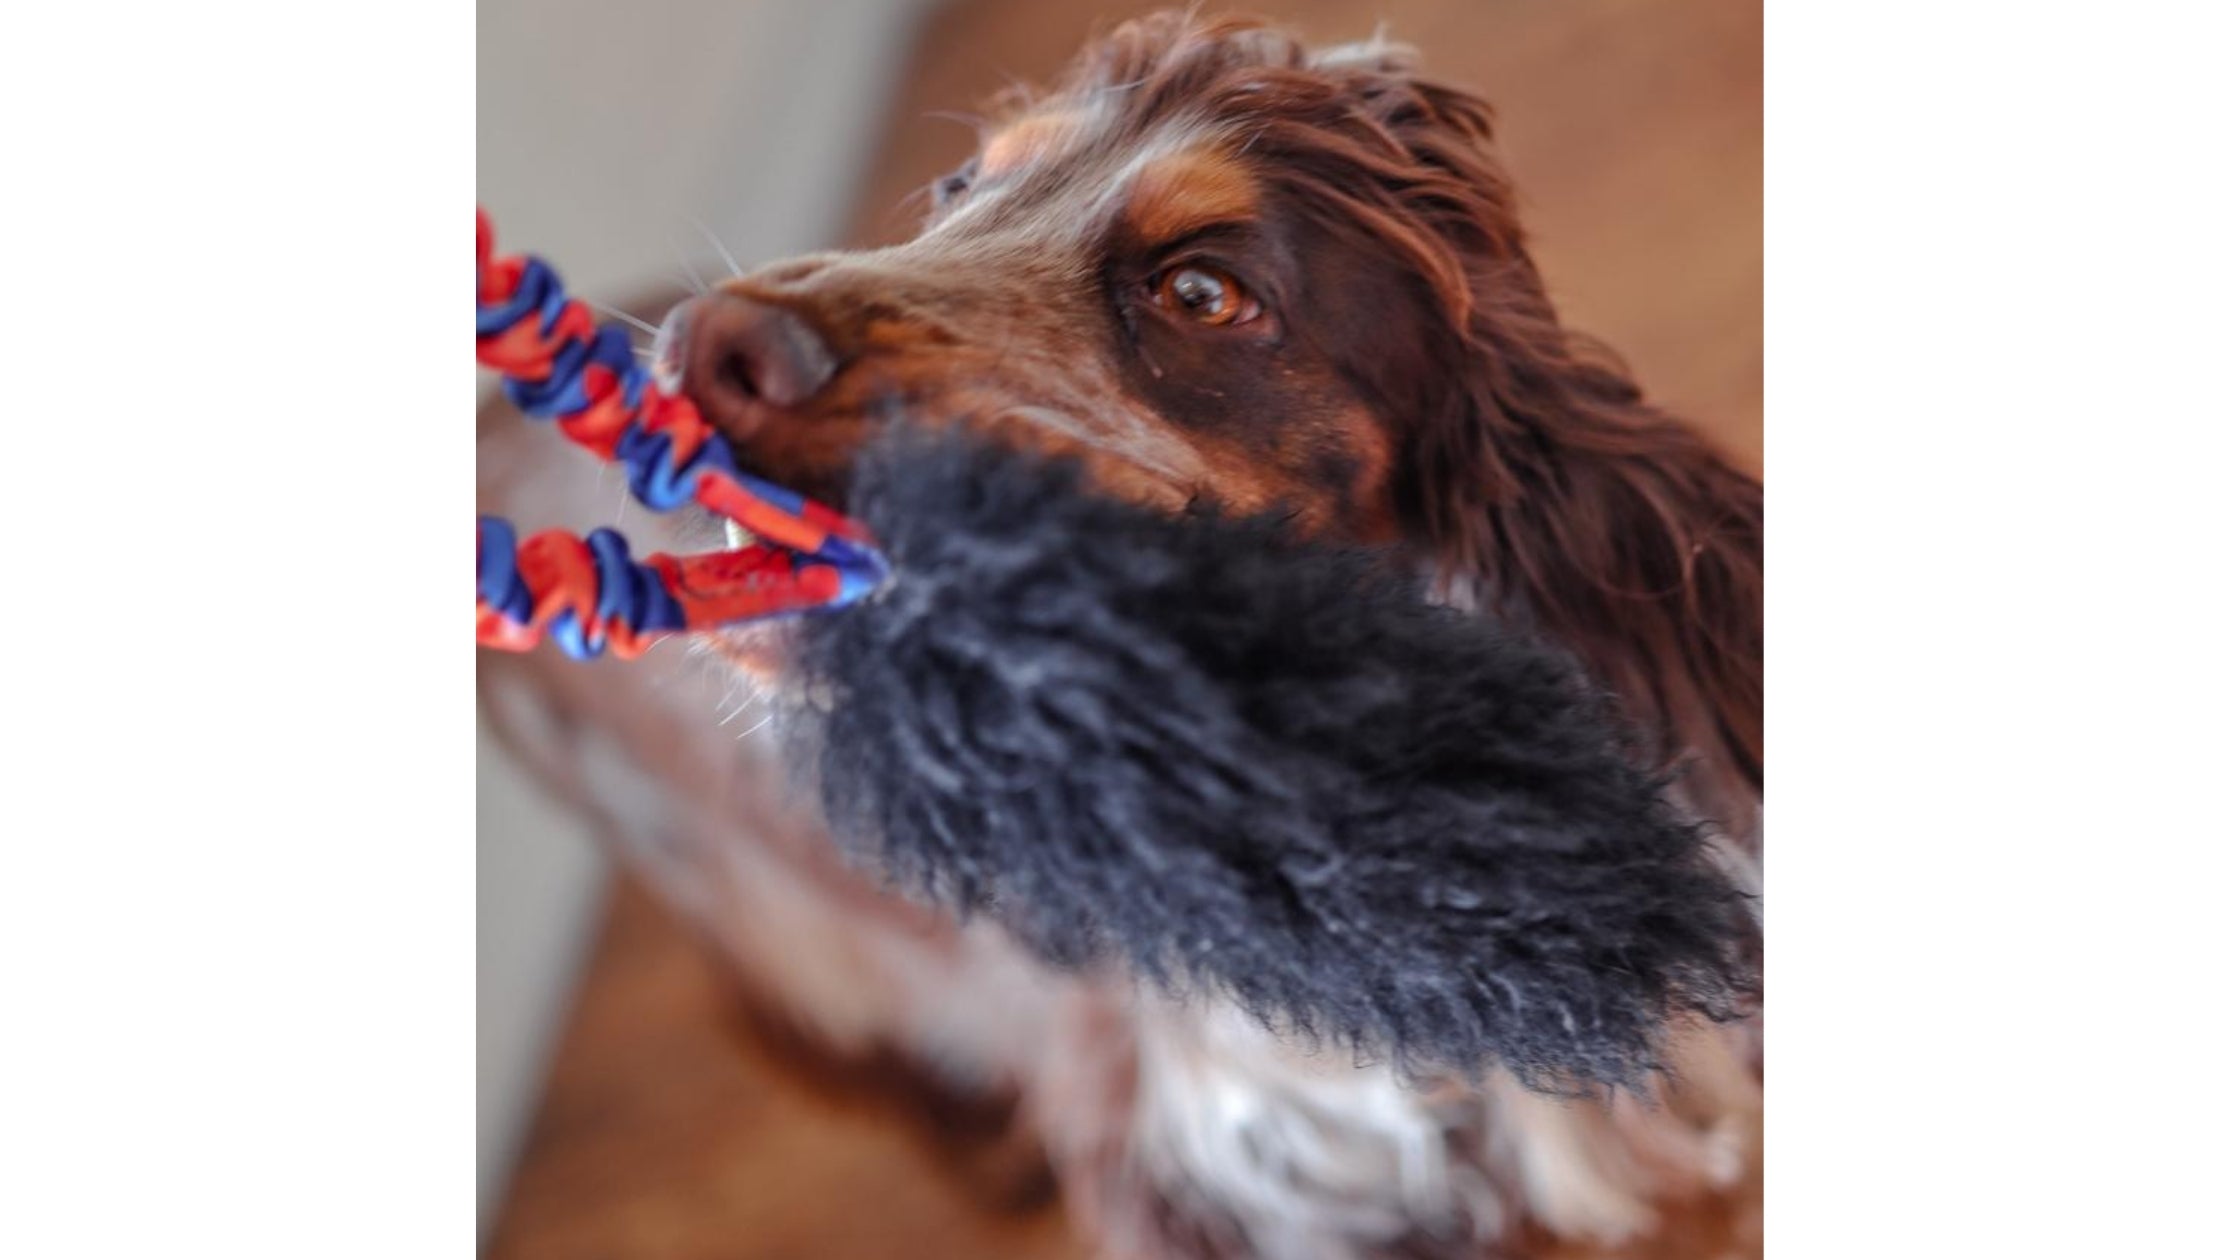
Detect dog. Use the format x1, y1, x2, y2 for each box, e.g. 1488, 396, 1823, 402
487, 12, 1762, 1258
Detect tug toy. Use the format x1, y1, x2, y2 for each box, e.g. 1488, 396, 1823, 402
799, 432, 1759, 1088
475, 209, 887, 659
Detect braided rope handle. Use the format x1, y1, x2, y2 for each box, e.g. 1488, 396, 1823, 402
475, 209, 886, 659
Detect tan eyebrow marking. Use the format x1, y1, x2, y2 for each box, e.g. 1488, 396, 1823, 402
1121, 150, 1260, 247
979, 111, 1082, 178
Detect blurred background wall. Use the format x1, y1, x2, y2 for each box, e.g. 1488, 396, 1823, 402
475, 0, 937, 1237
478, 2, 1758, 1255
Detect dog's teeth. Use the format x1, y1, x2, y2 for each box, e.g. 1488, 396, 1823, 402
724, 519, 756, 550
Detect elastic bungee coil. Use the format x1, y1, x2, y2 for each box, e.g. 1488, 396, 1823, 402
475, 209, 886, 659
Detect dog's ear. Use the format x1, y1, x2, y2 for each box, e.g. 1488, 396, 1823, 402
1415, 365, 1766, 828
1279, 45, 1764, 827
1272, 37, 1770, 1003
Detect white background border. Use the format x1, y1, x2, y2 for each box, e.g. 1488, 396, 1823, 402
2, 1, 2236, 1254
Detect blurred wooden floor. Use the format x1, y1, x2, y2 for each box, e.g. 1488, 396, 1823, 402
484, 1, 1760, 1256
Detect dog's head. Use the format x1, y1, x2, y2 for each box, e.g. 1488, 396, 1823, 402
673, 12, 1760, 823
669, 15, 1536, 543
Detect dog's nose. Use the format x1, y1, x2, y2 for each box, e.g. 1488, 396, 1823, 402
662, 292, 839, 432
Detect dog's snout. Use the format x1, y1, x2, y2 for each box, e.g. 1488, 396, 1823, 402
670, 292, 839, 432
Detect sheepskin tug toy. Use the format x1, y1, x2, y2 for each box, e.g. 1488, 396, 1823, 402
797, 434, 1760, 1091
475, 209, 887, 659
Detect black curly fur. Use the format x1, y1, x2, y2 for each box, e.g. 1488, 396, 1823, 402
791, 431, 1757, 1089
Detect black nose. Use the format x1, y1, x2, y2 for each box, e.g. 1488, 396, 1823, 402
667, 292, 839, 433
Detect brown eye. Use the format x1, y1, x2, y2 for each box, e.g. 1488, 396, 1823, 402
1155, 264, 1260, 326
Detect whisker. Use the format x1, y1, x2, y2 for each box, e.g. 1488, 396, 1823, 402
999, 403, 1192, 483
585, 298, 660, 336
924, 109, 989, 138
668, 237, 710, 295
736, 710, 776, 740
685, 215, 746, 279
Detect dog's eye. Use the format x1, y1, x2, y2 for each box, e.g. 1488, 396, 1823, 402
932, 159, 979, 209
1154, 264, 1261, 327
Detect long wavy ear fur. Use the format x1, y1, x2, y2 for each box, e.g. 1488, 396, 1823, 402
1126, 22, 1766, 832
791, 431, 1758, 1090
1348, 56, 1765, 834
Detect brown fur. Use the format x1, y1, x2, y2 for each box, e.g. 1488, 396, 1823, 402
490, 12, 1762, 1258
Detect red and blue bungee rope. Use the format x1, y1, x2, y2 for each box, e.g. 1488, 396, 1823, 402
475, 209, 886, 659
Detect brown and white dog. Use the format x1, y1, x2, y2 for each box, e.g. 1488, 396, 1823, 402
484, 12, 1761, 1258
